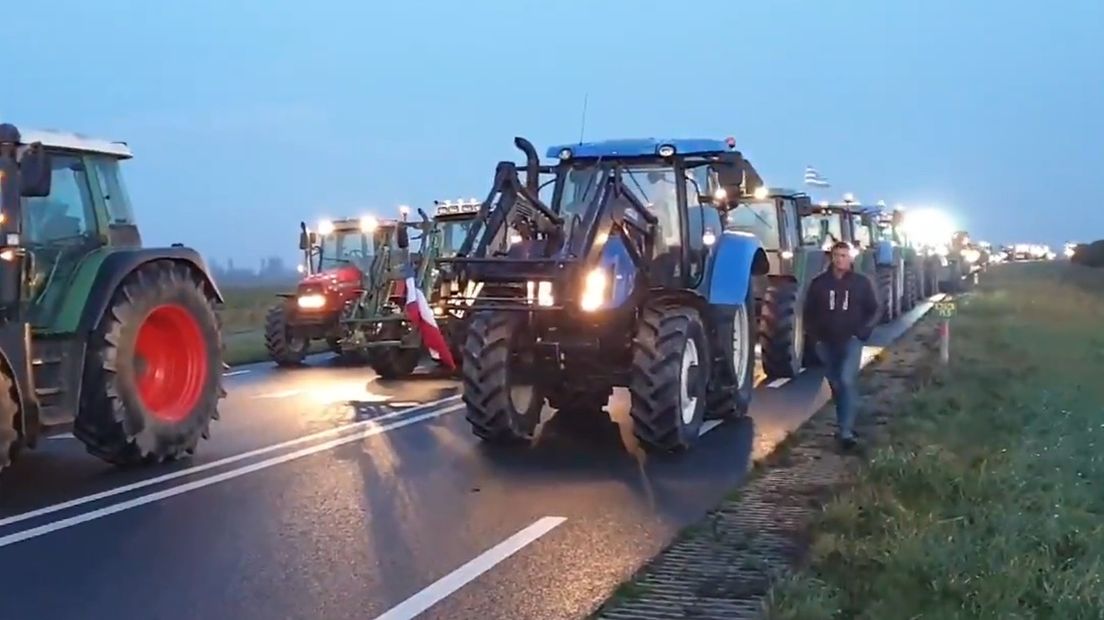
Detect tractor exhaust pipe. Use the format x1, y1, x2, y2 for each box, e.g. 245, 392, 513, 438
513, 137, 540, 196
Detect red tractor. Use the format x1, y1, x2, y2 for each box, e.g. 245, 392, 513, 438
264, 215, 404, 366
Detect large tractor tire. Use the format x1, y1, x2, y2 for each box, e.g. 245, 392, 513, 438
0, 371, 19, 474
629, 303, 710, 453
706, 281, 756, 421
759, 278, 803, 379
368, 346, 421, 380
264, 304, 307, 367
902, 265, 919, 311
876, 267, 896, 323
461, 311, 545, 444
75, 260, 224, 466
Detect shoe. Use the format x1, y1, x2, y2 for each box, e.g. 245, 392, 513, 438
839, 435, 858, 451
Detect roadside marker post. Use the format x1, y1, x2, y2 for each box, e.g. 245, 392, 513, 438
934, 300, 956, 365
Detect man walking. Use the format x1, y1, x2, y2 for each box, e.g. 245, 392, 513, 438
804, 241, 881, 449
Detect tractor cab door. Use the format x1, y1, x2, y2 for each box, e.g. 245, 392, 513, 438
21, 153, 104, 328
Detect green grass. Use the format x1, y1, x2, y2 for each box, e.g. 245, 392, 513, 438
219, 285, 288, 333
767, 262, 1104, 619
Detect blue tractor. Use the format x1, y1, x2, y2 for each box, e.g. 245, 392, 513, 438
437, 137, 768, 453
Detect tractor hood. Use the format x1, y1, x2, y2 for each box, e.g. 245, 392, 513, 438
298, 264, 362, 290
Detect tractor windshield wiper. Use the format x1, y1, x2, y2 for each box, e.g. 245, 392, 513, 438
622, 168, 650, 204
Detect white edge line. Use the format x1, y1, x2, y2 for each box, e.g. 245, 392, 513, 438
699, 420, 723, 436
372, 516, 568, 620
0, 394, 463, 530
222, 370, 251, 377
0, 402, 467, 549
766, 377, 790, 389
48, 433, 76, 440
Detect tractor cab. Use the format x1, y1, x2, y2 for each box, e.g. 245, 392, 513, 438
801, 201, 859, 254
292, 215, 403, 314
431, 199, 481, 260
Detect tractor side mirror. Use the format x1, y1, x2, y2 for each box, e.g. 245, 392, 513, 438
299, 222, 310, 250
397, 224, 410, 250
18, 143, 52, 197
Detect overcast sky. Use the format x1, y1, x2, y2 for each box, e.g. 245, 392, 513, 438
6, 0, 1102, 265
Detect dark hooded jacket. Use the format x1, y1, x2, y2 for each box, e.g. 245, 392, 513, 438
803, 269, 881, 348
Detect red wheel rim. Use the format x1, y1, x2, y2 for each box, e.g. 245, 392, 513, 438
134, 304, 208, 423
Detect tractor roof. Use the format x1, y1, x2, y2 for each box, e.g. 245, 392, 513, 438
763, 188, 805, 199
18, 127, 133, 159
546, 138, 733, 160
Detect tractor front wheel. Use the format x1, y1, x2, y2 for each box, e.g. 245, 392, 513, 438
629, 304, 710, 452
876, 267, 895, 323
75, 260, 224, 466
369, 347, 421, 380
461, 312, 545, 444
0, 371, 19, 474
264, 304, 308, 367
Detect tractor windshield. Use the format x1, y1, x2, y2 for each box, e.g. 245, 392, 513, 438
319, 229, 376, 270
725, 201, 780, 250
807, 210, 846, 250
851, 214, 872, 250
554, 161, 681, 251
436, 218, 476, 258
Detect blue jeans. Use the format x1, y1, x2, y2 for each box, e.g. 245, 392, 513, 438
815, 337, 863, 440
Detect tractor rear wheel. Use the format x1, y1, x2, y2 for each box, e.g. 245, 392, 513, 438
0, 371, 19, 474
75, 260, 224, 466
706, 285, 756, 421
461, 311, 545, 444
629, 304, 710, 452
759, 279, 803, 379
903, 266, 919, 311
264, 304, 307, 366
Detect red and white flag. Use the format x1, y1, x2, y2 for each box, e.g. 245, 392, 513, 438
401, 270, 456, 370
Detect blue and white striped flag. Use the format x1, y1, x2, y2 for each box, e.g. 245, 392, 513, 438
803, 165, 830, 188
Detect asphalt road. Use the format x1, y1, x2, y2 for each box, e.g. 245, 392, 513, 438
0, 297, 939, 620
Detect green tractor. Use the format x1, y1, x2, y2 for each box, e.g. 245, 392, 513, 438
724, 187, 827, 378
423, 199, 481, 364
0, 124, 225, 474
265, 213, 431, 378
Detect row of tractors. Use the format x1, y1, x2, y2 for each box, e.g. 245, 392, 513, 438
0, 123, 988, 479
268, 136, 987, 454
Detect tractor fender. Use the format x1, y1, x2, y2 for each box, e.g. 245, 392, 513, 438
77, 247, 225, 334
874, 240, 896, 267
704, 231, 769, 306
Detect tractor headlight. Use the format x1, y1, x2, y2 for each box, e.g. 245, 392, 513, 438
580, 268, 608, 312
360, 216, 379, 233
657, 144, 676, 157
963, 249, 980, 264
558, 148, 573, 160
297, 294, 327, 309
318, 219, 335, 236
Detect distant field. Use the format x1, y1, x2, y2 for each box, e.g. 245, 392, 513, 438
218, 285, 303, 366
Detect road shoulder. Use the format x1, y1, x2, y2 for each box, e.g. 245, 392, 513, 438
591, 315, 942, 620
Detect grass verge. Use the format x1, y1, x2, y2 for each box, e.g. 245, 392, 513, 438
767, 262, 1104, 618
218, 285, 329, 366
